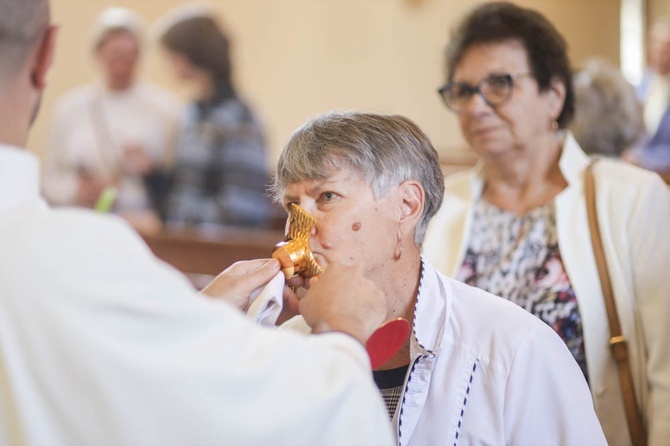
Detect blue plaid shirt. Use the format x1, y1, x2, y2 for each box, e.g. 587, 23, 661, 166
162, 95, 272, 229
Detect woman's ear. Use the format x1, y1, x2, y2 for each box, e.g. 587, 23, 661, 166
397, 180, 424, 226
546, 76, 567, 121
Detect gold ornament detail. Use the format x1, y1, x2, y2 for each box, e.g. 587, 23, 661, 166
272, 203, 324, 279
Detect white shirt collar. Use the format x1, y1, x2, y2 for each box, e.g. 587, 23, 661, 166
0, 144, 40, 211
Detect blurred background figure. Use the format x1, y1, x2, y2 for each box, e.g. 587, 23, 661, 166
41, 7, 183, 229
626, 19, 670, 175
424, 3, 670, 444
571, 58, 645, 157
150, 5, 273, 230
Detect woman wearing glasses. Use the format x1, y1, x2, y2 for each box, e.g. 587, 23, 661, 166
423, 3, 670, 445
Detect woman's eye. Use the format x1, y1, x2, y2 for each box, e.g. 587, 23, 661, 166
320, 192, 337, 202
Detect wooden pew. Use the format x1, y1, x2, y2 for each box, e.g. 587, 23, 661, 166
140, 226, 286, 284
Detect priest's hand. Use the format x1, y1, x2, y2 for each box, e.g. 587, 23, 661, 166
200, 259, 281, 311
299, 262, 386, 345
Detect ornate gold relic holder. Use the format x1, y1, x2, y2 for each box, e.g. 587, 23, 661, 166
272, 203, 410, 369
271, 203, 323, 279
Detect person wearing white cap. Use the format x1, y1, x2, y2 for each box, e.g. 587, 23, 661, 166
41, 7, 183, 227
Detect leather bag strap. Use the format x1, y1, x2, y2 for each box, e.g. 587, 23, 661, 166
584, 159, 647, 446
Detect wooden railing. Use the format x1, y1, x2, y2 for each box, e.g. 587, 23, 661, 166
140, 226, 285, 279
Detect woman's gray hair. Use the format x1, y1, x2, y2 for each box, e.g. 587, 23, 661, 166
272, 111, 445, 246
571, 58, 644, 156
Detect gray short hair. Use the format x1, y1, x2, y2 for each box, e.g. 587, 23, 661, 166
571, 58, 644, 156
0, 0, 49, 81
272, 111, 445, 246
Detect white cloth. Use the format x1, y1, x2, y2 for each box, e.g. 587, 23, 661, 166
247, 271, 285, 325
282, 261, 606, 445
423, 132, 670, 446
42, 81, 183, 211
0, 145, 393, 446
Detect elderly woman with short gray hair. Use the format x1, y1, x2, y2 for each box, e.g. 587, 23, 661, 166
273, 110, 605, 445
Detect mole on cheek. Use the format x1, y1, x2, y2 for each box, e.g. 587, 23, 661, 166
352, 222, 362, 231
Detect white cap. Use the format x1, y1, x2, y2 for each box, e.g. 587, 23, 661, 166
91, 7, 144, 50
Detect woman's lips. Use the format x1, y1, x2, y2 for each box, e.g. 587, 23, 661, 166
312, 252, 327, 269
471, 126, 499, 138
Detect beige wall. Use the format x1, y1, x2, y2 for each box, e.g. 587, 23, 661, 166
30, 0, 620, 168
649, 0, 670, 22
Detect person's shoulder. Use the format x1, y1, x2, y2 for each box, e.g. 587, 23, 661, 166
30, 207, 153, 262
443, 166, 478, 192
447, 277, 544, 331
437, 167, 478, 207
135, 82, 184, 114
211, 97, 260, 126
595, 157, 668, 193
444, 275, 558, 370
3, 204, 156, 281
53, 83, 99, 113
136, 81, 179, 103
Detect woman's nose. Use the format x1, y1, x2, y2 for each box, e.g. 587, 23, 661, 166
462, 91, 491, 115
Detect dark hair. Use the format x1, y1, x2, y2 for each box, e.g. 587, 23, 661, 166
273, 111, 445, 246
160, 15, 232, 87
445, 1, 574, 128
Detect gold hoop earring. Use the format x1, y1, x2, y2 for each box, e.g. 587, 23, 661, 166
551, 120, 559, 131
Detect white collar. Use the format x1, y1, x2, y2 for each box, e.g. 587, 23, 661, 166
411, 259, 449, 356
0, 144, 40, 211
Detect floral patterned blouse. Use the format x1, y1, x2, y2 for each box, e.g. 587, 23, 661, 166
457, 199, 589, 381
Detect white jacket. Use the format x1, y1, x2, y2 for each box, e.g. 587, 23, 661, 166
284, 260, 607, 445
393, 261, 605, 445
42, 82, 182, 210
423, 132, 670, 446
0, 145, 392, 446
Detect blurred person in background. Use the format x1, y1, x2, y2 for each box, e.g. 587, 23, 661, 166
626, 19, 670, 176
424, 2, 670, 444
571, 58, 645, 157
150, 5, 273, 230
42, 7, 182, 230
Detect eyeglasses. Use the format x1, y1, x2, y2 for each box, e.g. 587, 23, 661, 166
437, 72, 533, 113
